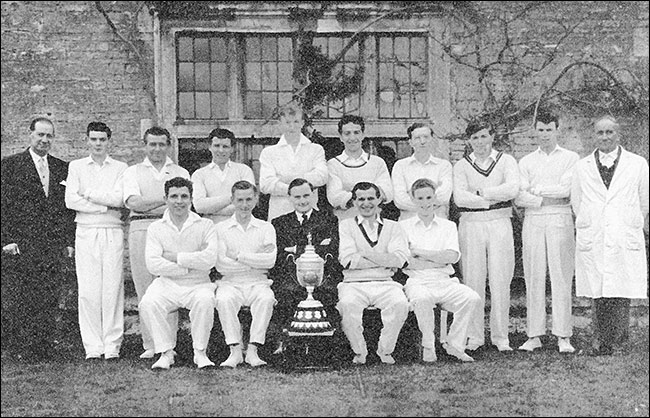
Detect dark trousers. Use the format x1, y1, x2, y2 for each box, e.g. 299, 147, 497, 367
592, 297, 630, 350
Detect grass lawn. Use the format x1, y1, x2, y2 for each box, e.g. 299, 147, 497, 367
2, 322, 648, 417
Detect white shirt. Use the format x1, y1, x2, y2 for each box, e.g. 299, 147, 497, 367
29, 148, 49, 193
259, 134, 328, 220
356, 214, 384, 242
400, 215, 460, 279
391, 154, 452, 219
336, 151, 370, 167
295, 209, 313, 224
598, 146, 620, 168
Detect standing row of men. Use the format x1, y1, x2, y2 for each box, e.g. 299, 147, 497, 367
1, 108, 647, 366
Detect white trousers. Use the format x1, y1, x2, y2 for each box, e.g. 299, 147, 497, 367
405, 275, 481, 352
458, 216, 514, 347
139, 278, 216, 353
215, 281, 275, 345
522, 213, 575, 338
75, 226, 124, 357
336, 281, 409, 357
128, 220, 178, 351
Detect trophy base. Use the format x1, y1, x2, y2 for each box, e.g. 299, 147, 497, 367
279, 331, 340, 372
288, 303, 334, 337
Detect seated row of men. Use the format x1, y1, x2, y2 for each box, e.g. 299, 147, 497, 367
139, 176, 480, 369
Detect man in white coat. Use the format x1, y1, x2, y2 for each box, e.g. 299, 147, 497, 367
571, 116, 649, 355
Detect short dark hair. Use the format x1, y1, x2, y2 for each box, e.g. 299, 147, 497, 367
87, 121, 112, 139
410, 178, 437, 196
338, 115, 365, 134
143, 126, 171, 145
208, 128, 235, 145
29, 117, 55, 133
288, 178, 314, 195
231, 180, 258, 196
351, 182, 381, 200
465, 120, 494, 137
534, 111, 559, 128
164, 177, 193, 197
406, 122, 433, 139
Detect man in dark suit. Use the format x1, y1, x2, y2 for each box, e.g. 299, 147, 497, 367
269, 178, 342, 345
1, 117, 76, 361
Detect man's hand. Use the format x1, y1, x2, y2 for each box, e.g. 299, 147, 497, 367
2, 243, 20, 255
162, 250, 178, 263
66, 246, 74, 258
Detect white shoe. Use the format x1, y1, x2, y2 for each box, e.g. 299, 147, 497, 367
352, 354, 366, 365
377, 353, 395, 365
422, 347, 437, 363
152, 351, 175, 370
443, 343, 474, 362
518, 337, 542, 352
139, 349, 155, 359
245, 345, 267, 367
193, 349, 215, 369
558, 338, 575, 354
220, 345, 243, 368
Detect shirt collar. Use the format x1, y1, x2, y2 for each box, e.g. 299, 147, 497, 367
84, 155, 115, 165
28, 148, 48, 165
295, 209, 314, 222
161, 209, 202, 228
408, 154, 441, 165
277, 133, 311, 147
536, 144, 562, 155
469, 149, 499, 164
414, 214, 439, 228
143, 156, 175, 169
338, 151, 369, 163
598, 146, 620, 161
355, 214, 383, 226
224, 214, 265, 231
207, 160, 232, 170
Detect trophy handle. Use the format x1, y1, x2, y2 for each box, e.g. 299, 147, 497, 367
287, 253, 295, 264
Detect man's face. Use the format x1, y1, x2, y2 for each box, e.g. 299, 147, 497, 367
468, 128, 494, 156
165, 186, 192, 218
411, 186, 439, 216
280, 113, 303, 136
87, 130, 110, 159
289, 183, 314, 214
232, 188, 258, 216
144, 134, 169, 164
29, 121, 55, 157
534, 121, 558, 149
409, 126, 434, 155
594, 119, 620, 154
353, 188, 380, 218
340, 122, 364, 154
210, 137, 233, 165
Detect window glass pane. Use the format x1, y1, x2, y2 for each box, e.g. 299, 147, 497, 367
411, 37, 426, 62
395, 65, 409, 87
178, 63, 194, 91
379, 62, 393, 89
278, 62, 293, 91
313, 37, 328, 53
178, 37, 193, 61
394, 94, 409, 118
211, 38, 227, 62
329, 37, 343, 59
261, 63, 277, 91
195, 92, 211, 119
412, 91, 428, 118
330, 100, 343, 118
344, 37, 358, 60
178, 92, 195, 118
194, 38, 210, 62
195, 63, 210, 91
245, 62, 261, 91
211, 93, 228, 119
345, 93, 360, 114
278, 37, 293, 60
261, 93, 277, 118
379, 92, 394, 118
411, 64, 427, 87
379, 37, 392, 60
395, 37, 409, 61
246, 37, 261, 61
211, 63, 227, 91
261, 37, 277, 61
279, 92, 293, 108
245, 92, 262, 118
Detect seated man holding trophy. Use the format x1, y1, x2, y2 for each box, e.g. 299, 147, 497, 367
214, 180, 277, 368
270, 178, 342, 354
337, 182, 410, 365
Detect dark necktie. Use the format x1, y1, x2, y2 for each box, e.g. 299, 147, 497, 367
301, 213, 308, 225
